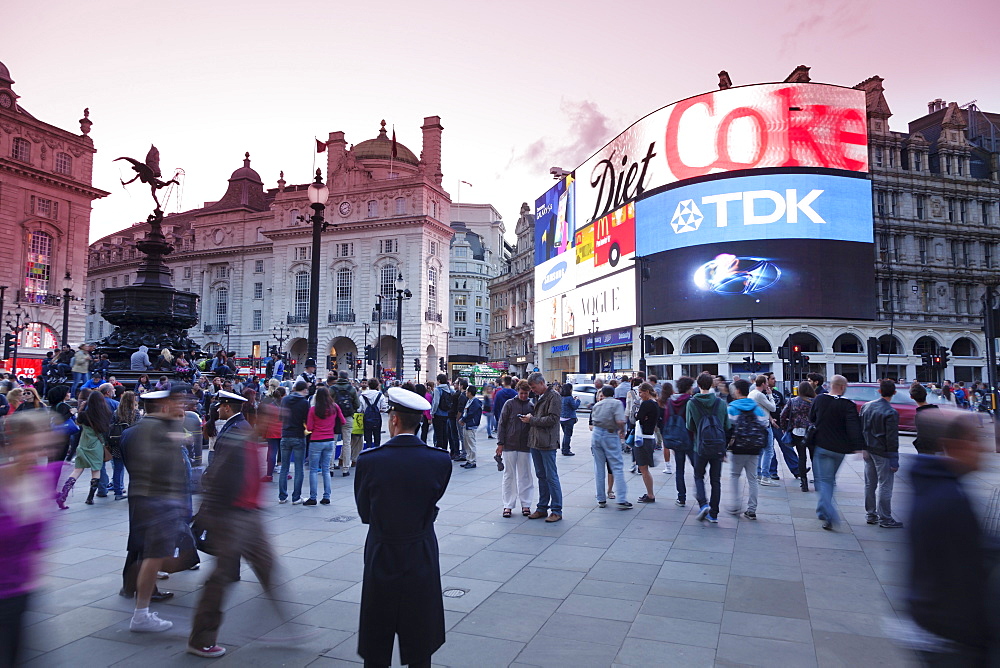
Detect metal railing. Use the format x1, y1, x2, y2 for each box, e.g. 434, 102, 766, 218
18, 290, 61, 307
328, 311, 356, 323
424, 310, 442, 323
287, 313, 310, 325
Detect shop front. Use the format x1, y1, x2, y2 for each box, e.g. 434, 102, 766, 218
580, 327, 634, 378
542, 339, 580, 382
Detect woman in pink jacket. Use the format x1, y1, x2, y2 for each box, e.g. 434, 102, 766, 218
305, 387, 345, 506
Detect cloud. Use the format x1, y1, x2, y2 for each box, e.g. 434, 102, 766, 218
513, 99, 615, 173
777, 0, 873, 58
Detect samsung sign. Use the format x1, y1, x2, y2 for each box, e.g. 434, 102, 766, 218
636, 172, 873, 255
541, 260, 569, 292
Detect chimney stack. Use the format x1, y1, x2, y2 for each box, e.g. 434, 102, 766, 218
421, 116, 444, 187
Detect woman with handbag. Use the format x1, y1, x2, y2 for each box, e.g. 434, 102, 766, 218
780, 381, 816, 492
46, 385, 78, 462
56, 392, 113, 508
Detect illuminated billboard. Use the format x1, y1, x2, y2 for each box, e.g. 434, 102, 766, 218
574, 202, 636, 282
636, 171, 873, 255
534, 174, 575, 265
575, 83, 868, 229
534, 253, 577, 303
641, 238, 875, 323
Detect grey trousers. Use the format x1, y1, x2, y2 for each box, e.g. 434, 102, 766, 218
863, 451, 896, 522
726, 454, 759, 514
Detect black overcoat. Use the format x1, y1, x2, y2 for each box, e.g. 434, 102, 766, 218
353, 432, 452, 665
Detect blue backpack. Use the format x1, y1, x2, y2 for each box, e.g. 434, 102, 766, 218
661, 401, 692, 451
362, 392, 383, 429
692, 397, 727, 460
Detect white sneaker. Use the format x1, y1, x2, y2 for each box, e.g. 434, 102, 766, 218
278, 498, 288, 504
292, 498, 304, 505
130, 612, 173, 633
662, 463, 673, 474
759, 477, 775, 487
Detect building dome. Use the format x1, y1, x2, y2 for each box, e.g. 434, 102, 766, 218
353, 120, 419, 166
0, 60, 12, 87
229, 152, 262, 184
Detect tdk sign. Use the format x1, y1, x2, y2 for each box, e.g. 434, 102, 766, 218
637, 173, 873, 255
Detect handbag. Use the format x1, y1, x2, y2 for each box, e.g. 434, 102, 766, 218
803, 425, 817, 449
780, 429, 794, 445
624, 428, 635, 447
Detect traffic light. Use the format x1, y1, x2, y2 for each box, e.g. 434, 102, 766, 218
644, 335, 655, 354
414, 357, 421, 372
932, 354, 942, 368
754, 360, 763, 373
867, 337, 879, 364
939, 348, 950, 368
743, 356, 752, 368
801, 354, 810, 365
345, 351, 354, 368
921, 353, 932, 367
791, 345, 802, 364
439, 357, 445, 371
777, 346, 789, 361
328, 355, 337, 369
2, 333, 13, 360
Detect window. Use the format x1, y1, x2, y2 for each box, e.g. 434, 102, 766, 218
184, 267, 192, 279
476, 328, 482, 338
379, 264, 397, 298
983, 202, 992, 226
294, 271, 310, 320
986, 243, 994, 269
252, 310, 262, 330
54, 152, 72, 175
431, 201, 438, 218
875, 190, 885, 216
24, 231, 51, 296
963, 241, 972, 267
428, 266, 437, 311
455, 327, 466, 337
111, 277, 118, 288
893, 235, 902, 263
475, 296, 482, 307
960, 200, 967, 223
919, 237, 928, 264
289, 209, 300, 226
455, 310, 467, 322
945, 156, 952, 175
957, 158, 964, 176
475, 311, 483, 323
956, 283, 968, 314
336, 267, 352, 315
216, 265, 229, 279
379, 239, 397, 254
367, 200, 378, 218
455, 294, 467, 306
454, 262, 467, 272
295, 246, 311, 261
215, 287, 228, 328
337, 243, 354, 257
912, 152, 921, 171
123, 275, 129, 286
916, 194, 925, 220
880, 280, 894, 313
888, 149, 895, 168
31, 196, 57, 219
948, 199, 955, 222
254, 259, 264, 273
874, 146, 883, 167
951, 240, 959, 266
87, 322, 92, 340
891, 192, 899, 216
429, 241, 438, 256
253, 282, 263, 299
256, 227, 265, 242
455, 247, 468, 258
98, 321, 103, 337
11, 137, 30, 162
395, 197, 405, 215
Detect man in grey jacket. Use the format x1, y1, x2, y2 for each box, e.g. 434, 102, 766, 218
521, 373, 564, 522
861, 379, 902, 528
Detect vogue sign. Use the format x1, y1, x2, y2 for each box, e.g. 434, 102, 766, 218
575, 83, 868, 227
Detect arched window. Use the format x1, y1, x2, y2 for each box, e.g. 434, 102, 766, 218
380, 264, 397, 318
395, 197, 406, 215
215, 287, 228, 328
24, 231, 52, 298
335, 267, 352, 316
294, 271, 310, 321
289, 208, 299, 226
256, 227, 265, 242
682, 334, 719, 354
11, 137, 30, 162
54, 152, 72, 175
367, 200, 378, 218
952, 337, 979, 356
427, 266, 438, 311
204, 342, 222, 356
727, 333, 771, 353
652, 337, 674, 355
832, 333, 864, 354
782, 332, 822, 353
913, 336, 940, 356
431, 201, 438, 218
876, 334, 903, 355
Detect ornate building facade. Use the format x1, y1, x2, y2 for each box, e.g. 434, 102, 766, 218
86, 118, 452, 382
0, 60, 108, 369
488, 203, 535, 377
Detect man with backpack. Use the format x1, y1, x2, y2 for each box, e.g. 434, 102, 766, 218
726, 379, 769, 520
686, 373, 731, 523
331, 371, 361, 476
459, 386, 482, 469
809, 375, 865, 530
431, 374, 455, 453
360, 379, 387, 450
660, 377, 695, 507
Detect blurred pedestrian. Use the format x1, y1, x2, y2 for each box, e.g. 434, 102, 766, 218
809, 375, 864, 530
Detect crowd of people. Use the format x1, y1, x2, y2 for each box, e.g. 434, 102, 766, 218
0, 348, 997, 666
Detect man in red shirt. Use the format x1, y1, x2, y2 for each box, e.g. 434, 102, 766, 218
188, 391, 275, 658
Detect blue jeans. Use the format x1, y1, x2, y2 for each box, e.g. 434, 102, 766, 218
814, 447, 846, 525
769, 427, 800, 477
266, 438, 280, 475
486, 412, 497, 437
693, 453, 722, 518
98, 462, 109, 496
671, 448, 694, 503
308, 440, 334, 500
279, 437, 306, 501
560, 418, 577, 453
530, 448, 562, 514
111, 457, 126, 496
592, 429, 627, 503
757, 433, 775, 479
71, 371, 87, 396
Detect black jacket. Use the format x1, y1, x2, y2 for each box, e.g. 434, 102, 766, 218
906, 454, 988, 649
808, 393, 864, 454
636, 399, 659, 438
354, 434, 452, 664
280, 393, 310, 438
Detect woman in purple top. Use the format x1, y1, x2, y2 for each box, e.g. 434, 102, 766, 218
0, 411, 62, 666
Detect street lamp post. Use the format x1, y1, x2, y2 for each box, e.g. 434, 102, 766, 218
589, 319, 599, 380
394, 273, 412, 383
374, 297, 383, 380
62, 287, 73, 347
6, 303, 31, 380
363, 322, 371, 378
272, 324, 290, 359
305, 169, 330, 365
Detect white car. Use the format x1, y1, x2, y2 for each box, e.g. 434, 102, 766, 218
572, 384, 598, 412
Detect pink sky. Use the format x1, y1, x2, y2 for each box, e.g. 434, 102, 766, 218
6, 0, 998, 243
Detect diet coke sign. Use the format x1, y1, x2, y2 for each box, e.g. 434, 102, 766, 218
575, 83, 868, 227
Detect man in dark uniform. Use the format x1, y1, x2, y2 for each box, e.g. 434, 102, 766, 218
354, 387, 452, 668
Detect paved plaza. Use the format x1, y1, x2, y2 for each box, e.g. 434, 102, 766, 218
19, 424, 1000, 667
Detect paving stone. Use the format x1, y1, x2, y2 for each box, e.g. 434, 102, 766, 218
23, 605, 130, 652
557, 594, 642, 622
614, 637, 716, 667
725, 575, 810, 619
602, 537, 672, 565
529, 543, 606, 572
585, 559, 660, 586
721, 610, 814, 643
572, 578, 650, 601
21, 635, 145, 667
436, 533, 496, 556
716, 633, 818, 667
515, 634, 620, 667
648, 578, 728, 603
452, 592, 560, 642
499, 566, 584, 599
430, 632, 524, 668
536, 613, 631, 647
656, 559, 730, 585
639, 594, 724, 623
812, 629, 914, 667
555, 524, 624, 549
488, 533, 558, 555
628, 613, 720, 648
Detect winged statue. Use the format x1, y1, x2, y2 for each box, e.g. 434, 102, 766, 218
114, 145, 180, 209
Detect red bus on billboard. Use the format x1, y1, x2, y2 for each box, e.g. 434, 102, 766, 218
593, 202, 635, 268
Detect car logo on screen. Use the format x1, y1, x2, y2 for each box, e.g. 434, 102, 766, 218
541, 260, 568, 292
670, 199, 703, 233
693, 254, 781, 295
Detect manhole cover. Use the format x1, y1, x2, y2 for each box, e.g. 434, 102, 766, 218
442, 588, 467, 598
326, 515, 357, 523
